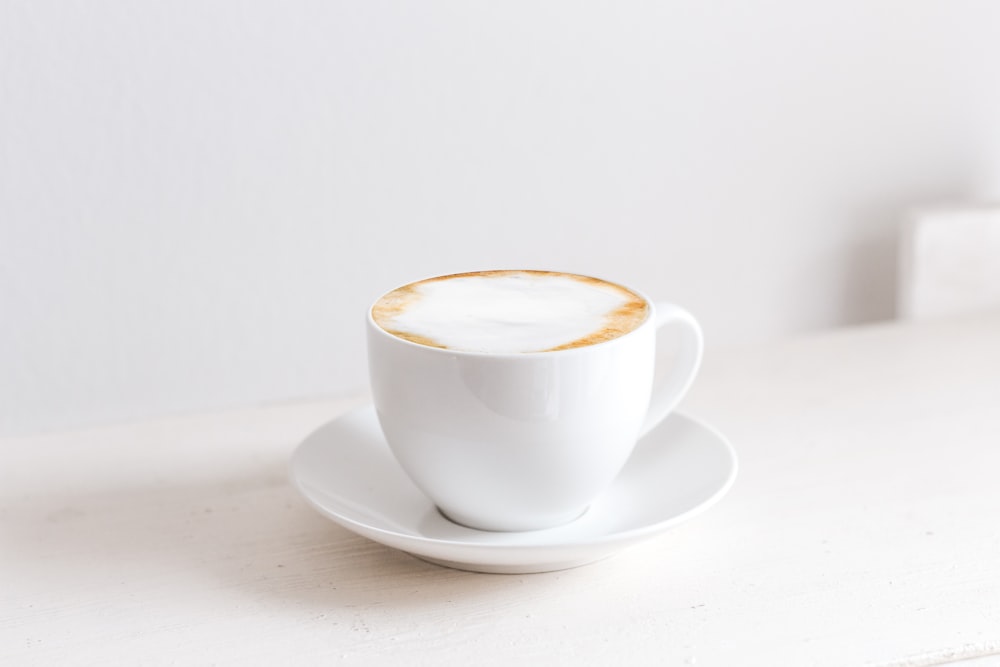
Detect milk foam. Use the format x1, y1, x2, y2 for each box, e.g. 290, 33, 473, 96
372, 271, 648, 353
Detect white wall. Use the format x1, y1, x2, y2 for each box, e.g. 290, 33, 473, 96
4, 1, 1000, 436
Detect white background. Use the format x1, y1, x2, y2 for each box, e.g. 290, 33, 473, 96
4, 1, 1000, 436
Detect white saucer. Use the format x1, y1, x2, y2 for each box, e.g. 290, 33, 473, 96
290, 405, 737, 574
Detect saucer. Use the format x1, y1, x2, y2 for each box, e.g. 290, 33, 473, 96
289, 405, 737, 574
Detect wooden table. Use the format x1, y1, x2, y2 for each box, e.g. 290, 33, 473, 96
4, 313, 1000, 665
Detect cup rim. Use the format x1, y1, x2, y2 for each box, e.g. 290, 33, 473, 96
366, 269, 656, 358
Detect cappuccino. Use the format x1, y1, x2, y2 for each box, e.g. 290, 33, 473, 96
371, 270, 649, 353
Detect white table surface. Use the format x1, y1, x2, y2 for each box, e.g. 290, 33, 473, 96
3, 313, 1000, 666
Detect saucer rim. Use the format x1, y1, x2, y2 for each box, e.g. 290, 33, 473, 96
289, 404, 737, 554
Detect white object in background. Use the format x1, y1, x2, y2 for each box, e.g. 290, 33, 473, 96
898, 206, 1000, 320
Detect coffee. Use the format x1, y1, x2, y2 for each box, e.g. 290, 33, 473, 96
371, 270, 649, 353
368, 270, 703, 530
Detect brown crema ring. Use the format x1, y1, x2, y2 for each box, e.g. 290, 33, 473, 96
371, 270, 650, 352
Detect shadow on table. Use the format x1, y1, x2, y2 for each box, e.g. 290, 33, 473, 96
4, 457, 617, 612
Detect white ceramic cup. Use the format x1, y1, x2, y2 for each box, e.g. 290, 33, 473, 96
367, 276, 703, 532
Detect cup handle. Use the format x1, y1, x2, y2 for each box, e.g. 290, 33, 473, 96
639, 302, 704, 437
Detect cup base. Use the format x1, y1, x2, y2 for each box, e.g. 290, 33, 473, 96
437, 505, 590, 533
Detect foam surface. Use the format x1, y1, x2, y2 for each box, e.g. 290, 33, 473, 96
371, 271, 648, 353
